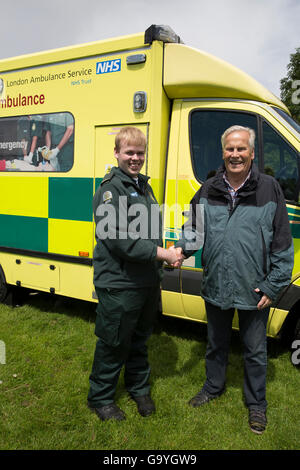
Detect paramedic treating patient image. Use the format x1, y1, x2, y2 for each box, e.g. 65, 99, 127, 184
174, 125, 294, 434
0, 112, 75, 172
43, 113, 74, 171
17, 115, 44, 163
87, 126, 183, 422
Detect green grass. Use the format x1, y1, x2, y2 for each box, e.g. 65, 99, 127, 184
0, 292, 299, 450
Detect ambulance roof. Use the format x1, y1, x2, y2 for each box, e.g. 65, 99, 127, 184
0, 24, 288, 113
0, 33, 144, 72
163, 43, 287, 111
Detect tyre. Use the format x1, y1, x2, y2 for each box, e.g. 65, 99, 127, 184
291, 317, 300, 367
0, 267, 9, 303
280, 304, 300, 346
294, 317, 300, 341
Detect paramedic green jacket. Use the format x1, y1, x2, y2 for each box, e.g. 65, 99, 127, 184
177, 163, 294, 310
93, 166, 163, 289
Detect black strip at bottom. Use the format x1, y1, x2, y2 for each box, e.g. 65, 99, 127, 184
0, 246, 93, 266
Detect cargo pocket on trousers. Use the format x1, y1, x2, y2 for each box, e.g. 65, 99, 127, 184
95, 303, 122, 348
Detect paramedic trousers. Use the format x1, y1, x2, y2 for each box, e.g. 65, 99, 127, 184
202, 301, 270, 411
88, 284, 160, 408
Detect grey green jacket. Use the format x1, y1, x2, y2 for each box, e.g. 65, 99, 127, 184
93, 166, 163, 289
176, 163, 294, 310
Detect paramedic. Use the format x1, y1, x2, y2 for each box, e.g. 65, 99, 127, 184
87, 126, 183, 422
174, 125, 294, 434
45, 113, 74, 171
17, 115, 44, 163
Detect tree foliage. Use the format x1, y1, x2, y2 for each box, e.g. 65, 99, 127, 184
280, 47, 300, 123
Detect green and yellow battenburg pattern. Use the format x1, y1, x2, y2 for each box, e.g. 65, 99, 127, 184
2, 176, 298, 271
0, 176, 95, 258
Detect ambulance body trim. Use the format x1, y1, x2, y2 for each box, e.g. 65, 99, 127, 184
0, 46, 151, 76
0, 246, 92, 266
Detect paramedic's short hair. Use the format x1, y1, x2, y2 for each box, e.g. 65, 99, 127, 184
221, 125, 256, 151
115, 126, 146, 152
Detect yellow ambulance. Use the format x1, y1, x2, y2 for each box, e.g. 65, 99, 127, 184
0, 25, 299, 344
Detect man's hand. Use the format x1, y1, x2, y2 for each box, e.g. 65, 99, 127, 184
156, 246, 185, 266
168, 246, 185, 268
254, 288, 272, 310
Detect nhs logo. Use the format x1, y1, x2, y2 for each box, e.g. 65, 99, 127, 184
96, 59, 121, 74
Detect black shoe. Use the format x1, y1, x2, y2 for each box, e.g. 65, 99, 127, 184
249, 409, 267, 435
188, 390, 215, 408
132, 394, 155, 417
88, 403, 126, 421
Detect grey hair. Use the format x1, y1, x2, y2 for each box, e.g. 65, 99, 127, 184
221, 125, 256, 151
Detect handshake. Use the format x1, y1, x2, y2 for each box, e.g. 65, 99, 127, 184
156, 245, 185, 268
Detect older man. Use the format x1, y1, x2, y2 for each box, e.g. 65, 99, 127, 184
175, 125, 294, 434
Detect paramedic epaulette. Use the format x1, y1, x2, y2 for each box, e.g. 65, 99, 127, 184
100, 170, 115, 185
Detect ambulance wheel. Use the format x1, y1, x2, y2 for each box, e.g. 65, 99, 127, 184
291, 317, 300, 368
280, 304, 300, 346
294, 317, 300, 342
0, 267, 9, 303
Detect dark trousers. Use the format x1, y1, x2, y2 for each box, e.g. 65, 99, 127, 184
202, 301, 270, 411
88, 285, 160, 408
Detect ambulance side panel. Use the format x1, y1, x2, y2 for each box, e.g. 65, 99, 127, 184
0, 35, 169, 302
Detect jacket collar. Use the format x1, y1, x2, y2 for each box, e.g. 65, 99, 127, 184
111, 166, 150, 192
110, 166, 149, 184
208, 163, 260, 197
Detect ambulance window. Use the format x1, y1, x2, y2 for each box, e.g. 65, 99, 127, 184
272, 107, 300, 134
0, 112, 74, 172
190, 110, 258, 182
262, 121, 300, 203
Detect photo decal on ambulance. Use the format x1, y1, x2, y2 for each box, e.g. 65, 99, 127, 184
0, 112, 74, 172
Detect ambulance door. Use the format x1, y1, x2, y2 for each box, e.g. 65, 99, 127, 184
176, 100, 300, 330
174, 101, 206, 323
176, 101, 261, 325
161, 100, 187, 320
94, 124, 149, 184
